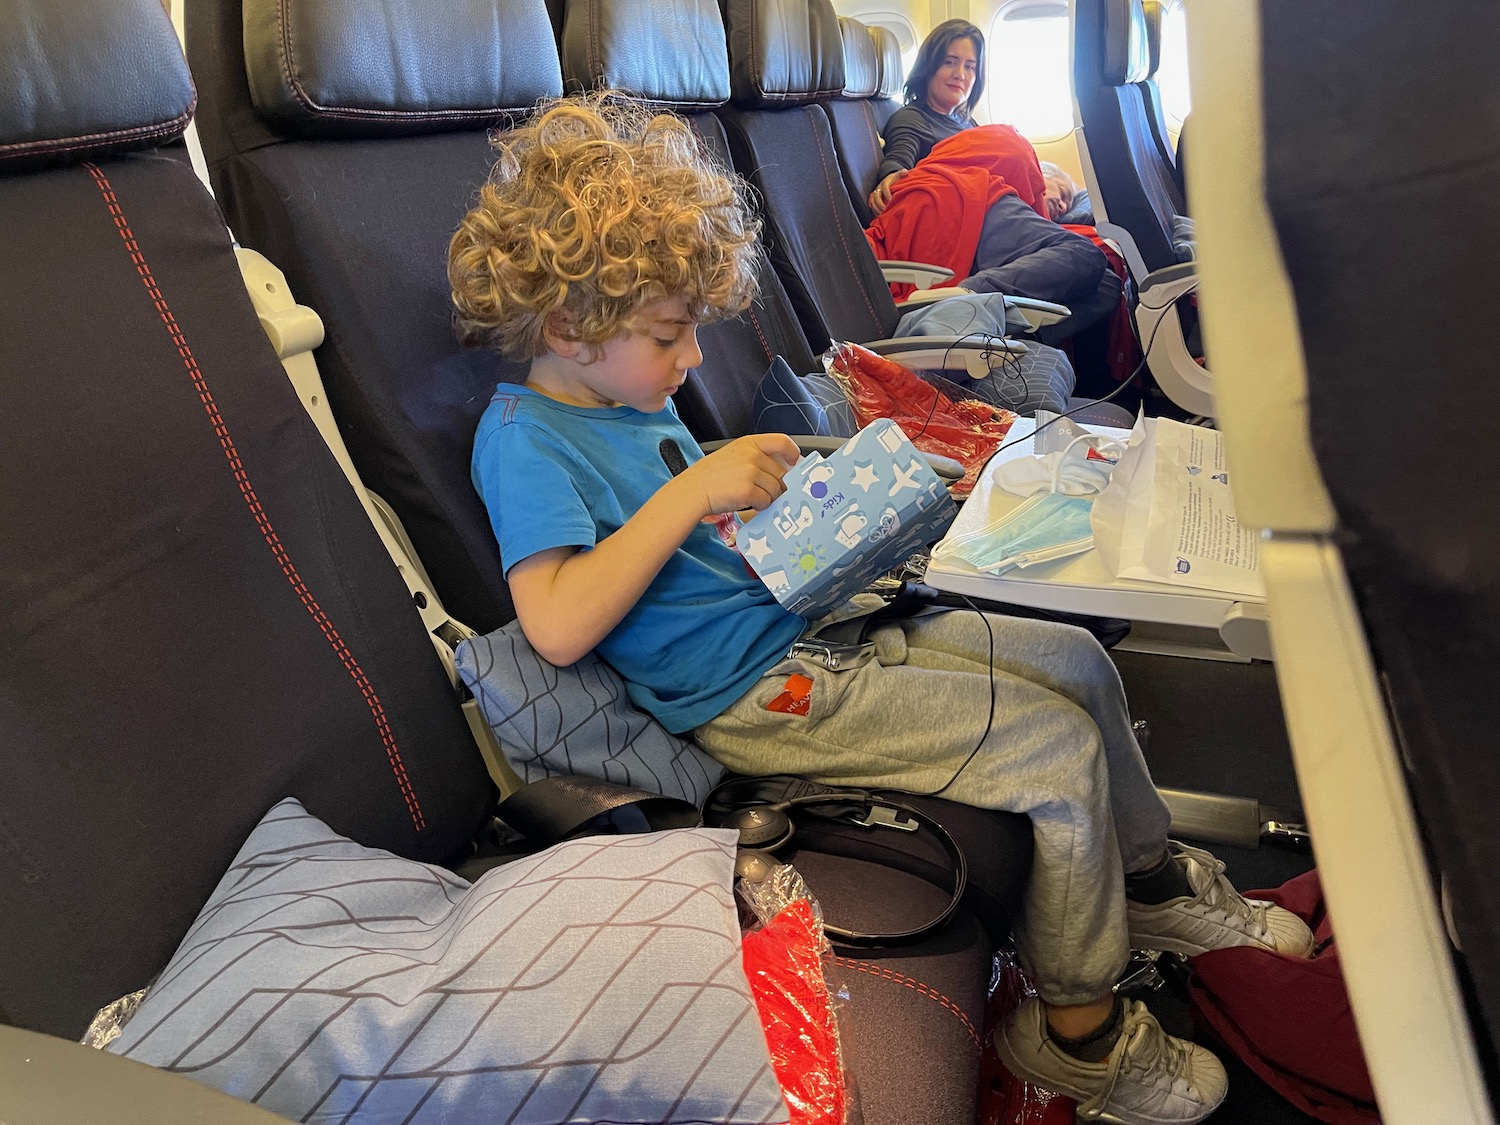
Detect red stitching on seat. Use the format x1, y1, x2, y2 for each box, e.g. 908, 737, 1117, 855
84, 162, 426, 833
830, 954, 981, 1047
747, 307, 772, 361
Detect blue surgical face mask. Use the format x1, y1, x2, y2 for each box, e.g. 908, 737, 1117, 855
933, 492, 1096, 573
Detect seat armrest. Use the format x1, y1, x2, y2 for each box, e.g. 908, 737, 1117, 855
1000, 296, 1071, 330
891, 287, 1072, 331
702, 435, 963, 481
897, 285, 972, 309
878, 260, 955, 289
1139, 262, 1198, 305
865, 334, 1028, 381
702, 435, 830, 455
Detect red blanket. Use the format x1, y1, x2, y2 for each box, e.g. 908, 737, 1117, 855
865, 125, 1049, 298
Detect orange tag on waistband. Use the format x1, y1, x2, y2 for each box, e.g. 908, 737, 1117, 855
765, 673, 814, 715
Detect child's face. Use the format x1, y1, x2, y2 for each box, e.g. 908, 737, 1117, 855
564, 296, 704, 414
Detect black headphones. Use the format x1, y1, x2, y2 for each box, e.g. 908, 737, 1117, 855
705, 777, 968, 948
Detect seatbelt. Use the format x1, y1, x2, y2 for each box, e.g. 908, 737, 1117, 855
233, 247, 522, 797
454, 776, 702, 881
166, 0, 215, 198
497, 775, 702, 846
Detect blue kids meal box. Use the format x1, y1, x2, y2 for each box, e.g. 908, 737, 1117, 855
738, 419, 958, 620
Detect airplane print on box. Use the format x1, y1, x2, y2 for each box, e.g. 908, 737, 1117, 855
739, 419, 957, 619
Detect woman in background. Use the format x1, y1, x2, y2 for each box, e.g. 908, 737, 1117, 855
868, 19, 986, 215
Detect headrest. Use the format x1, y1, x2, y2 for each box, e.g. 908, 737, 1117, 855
1102, 0, 1151, 86
561, 0, 730, 109
723, 0, 846, 108
242, 0, 563, 138
0, 0, 195, 173
1141, 0, 1163, 77
837, 17, 878, 98
870, 25, 904, 101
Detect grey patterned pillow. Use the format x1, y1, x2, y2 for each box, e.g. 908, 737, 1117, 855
456, 621, 726, 806
107, 798, 788, 1125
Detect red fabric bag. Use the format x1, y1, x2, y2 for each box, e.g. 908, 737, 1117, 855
1185, 870, 1381, 1125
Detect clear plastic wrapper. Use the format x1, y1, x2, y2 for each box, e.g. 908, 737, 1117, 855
739, 864, 853, 1125
738, 860, 822, 935
826, 341, 1019, 498
80, 987, 148, 1050
979, 950, 1077, 1125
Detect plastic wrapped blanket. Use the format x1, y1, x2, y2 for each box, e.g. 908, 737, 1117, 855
828, 341, 1019, 497
740, 866, 852, 1125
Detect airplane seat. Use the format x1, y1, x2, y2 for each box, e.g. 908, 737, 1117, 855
184, 0, 551, 633
1138, 0, 1179, 186
559, 3, 1035, 1116
0, 0, 496, 1042
715, 0, 1133, 421
868, 23, 905, 133
1073, 0, 1186, 273
551, 0, 825, 441
824, 15, 888, 227
718, 0, 880, 348
1191, 1, 1500, 1117
1073, 0, 1211, 416
188, 4, 1038, 1121
672, 230, 826, 442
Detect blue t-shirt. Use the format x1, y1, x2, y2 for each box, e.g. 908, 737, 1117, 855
472, 386, 805, 733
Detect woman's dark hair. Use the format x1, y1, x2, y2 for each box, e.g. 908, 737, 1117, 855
903, 19, 986, 117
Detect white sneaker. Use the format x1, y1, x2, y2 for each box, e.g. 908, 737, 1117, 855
995, 996, 1228, 1125
1127, 842, 1315, 958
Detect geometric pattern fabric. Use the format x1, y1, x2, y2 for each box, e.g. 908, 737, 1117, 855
108, 800, 787, 1124
457, 623, 727, 807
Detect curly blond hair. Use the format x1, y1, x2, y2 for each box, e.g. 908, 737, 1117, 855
449, 93, 760, 359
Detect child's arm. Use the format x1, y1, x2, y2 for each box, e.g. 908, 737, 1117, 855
508, 433, 800, 667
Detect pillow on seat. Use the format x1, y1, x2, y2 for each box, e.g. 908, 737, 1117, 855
106, 798, 788, 1125
1058, 188, 1094, 226
891, 298, 1077, 417
456, 621, 726, 806
1170, 214, 1198, 262
752, 356, 856, 438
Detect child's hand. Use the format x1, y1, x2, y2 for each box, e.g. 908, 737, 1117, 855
676, 433, 800, 518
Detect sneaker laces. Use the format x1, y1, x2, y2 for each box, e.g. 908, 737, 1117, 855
1172, 840, 1270, 938
1076, 1000, 1197, 1121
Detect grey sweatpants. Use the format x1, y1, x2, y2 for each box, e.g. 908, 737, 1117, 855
695, 609, 1172, 1006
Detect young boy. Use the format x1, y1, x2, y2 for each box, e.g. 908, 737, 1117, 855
451, 94, 1310, 1125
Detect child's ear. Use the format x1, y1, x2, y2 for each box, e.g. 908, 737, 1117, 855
542, 310, 584, 358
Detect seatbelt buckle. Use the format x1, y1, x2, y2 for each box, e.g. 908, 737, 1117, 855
787, 638, 876, 673
1260, 820, 1313, 851
854, 803, 921, 832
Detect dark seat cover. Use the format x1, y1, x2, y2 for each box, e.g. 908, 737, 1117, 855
1262, 0, 1500, 1066
188, 0, 548, 632
1073, 0, 1186, 273
824, 15, 888, 227
0, 0, 493, 1038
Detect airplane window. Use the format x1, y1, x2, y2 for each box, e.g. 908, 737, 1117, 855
1155, 0, 1192, 124
985, 3, 1073, 140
